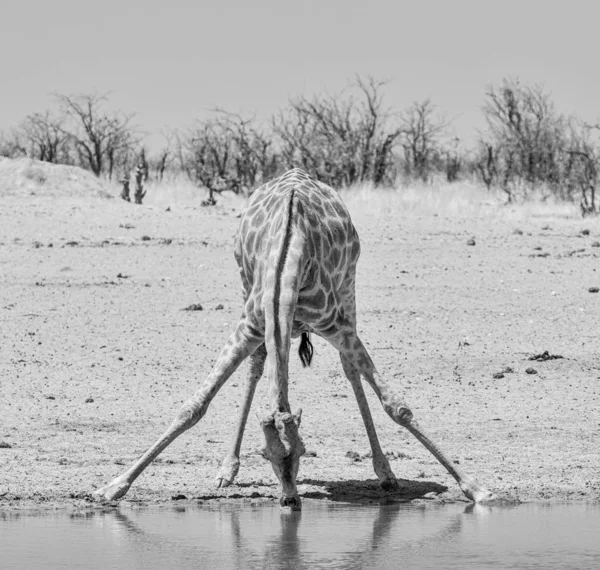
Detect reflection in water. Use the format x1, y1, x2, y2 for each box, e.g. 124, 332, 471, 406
102, 501, 468, 569
1, 502, 600, 569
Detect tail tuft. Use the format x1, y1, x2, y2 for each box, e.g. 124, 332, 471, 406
298, 332, 314, 367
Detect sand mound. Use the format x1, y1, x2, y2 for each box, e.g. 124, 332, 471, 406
0, 157, 114, 199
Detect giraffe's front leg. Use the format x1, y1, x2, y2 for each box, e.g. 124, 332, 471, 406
94, 320, 262, 501
215, 344, 267, 488
323, 327, 496, 503
339, 354, 399, 491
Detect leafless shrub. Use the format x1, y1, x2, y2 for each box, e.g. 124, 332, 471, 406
566, 122, 600, 215
0, 130, 27, 158
150, 131, 177, 182
477, 78, 570, 201
14, 111, 72, 164
399, 99, 449, 182
274, 77, 401, 187
476, 78, 600, 213
178, 111, 277, 203
55, 93, 138, 179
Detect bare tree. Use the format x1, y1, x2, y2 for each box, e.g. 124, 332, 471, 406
444, 137, 463, 182
399, 99, 448, 182
16, 111, 71, 163
274, 76, 402, 187
566, 122, 600, 215
179, 111, 277, 203
479, 78, 568, 199
55, 93, 137, 178
222, 110, 279, 191
475, 141, 498, 190
151, 130, 177, 181
184, 116, 234, 203
0, 130, 27, 158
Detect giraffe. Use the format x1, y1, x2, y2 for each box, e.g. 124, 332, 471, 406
94, 168, 495, 509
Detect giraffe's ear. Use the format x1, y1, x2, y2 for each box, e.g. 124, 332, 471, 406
293, 408, 303, 426
259, 412, 278, 435
257, 410, 273, 425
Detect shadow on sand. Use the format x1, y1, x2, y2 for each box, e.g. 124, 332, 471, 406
297, 477, 448, 503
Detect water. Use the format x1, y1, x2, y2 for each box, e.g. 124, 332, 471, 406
1, 502, 599, 569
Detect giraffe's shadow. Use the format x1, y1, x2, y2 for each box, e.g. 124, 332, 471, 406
296, 477, 448, 504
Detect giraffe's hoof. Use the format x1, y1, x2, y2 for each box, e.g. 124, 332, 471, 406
215, 456, 240, 488
215, 477, 233, 489
461, 481, 497, 503
93, 479, 130, 501
380, 478, 401, 492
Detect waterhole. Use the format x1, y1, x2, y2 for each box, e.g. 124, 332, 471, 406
1, 501, 599, 569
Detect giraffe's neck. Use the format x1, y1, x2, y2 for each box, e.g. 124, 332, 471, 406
262, 189, 306, 413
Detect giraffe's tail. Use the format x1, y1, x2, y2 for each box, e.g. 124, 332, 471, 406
298, 332, 314, 367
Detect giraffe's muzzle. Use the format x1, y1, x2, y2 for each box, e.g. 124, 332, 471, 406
280, 494, 302, 510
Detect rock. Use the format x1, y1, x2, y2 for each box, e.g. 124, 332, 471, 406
528, 351, 563, 361
525, 367, 538, 375
589, 287, 599, 293
183, 303, 203, 311
466, 238, 476, 246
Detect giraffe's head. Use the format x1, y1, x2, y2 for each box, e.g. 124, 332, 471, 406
259, 410, 305, 510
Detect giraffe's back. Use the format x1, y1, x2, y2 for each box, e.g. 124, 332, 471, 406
235, 169, 360, 334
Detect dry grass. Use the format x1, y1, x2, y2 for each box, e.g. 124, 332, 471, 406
340, 179, 584, 223
114, 174, 586, 226
0, 157, 589, 226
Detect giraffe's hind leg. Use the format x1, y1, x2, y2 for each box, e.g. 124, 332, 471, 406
339, 354, 399, 491
94, 320, 262, 501
215, 344, 267, 488
320, 323, 496, 503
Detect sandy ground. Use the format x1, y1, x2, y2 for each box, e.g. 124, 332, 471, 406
1, 161, 599, 511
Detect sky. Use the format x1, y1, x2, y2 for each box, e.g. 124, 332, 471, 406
1, 0, 599, 151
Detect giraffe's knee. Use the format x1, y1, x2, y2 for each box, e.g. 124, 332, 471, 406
382, 398, 413, 426
172, 399, 209, 432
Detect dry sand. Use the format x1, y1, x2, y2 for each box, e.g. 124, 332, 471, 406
1, 159, 599, 511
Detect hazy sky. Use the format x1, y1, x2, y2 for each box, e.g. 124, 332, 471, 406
2, 0, 598, 149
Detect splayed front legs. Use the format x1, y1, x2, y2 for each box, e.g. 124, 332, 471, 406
94, 321, 262, 501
